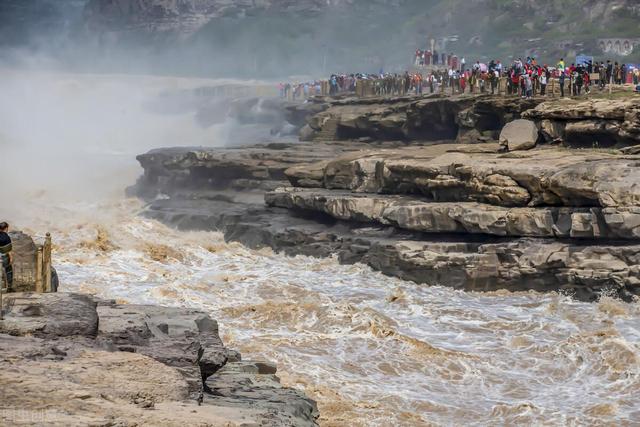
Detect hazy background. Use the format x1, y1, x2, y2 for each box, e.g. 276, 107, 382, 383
1, 0, 639, 218
2, 0, 639, 79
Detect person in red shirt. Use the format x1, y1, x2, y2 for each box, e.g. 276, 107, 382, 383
584, 71, 591, 94
511, 72, 520, 96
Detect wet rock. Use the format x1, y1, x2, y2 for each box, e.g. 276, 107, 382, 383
499, 119, 539, 151
206, 361, 319, 427
143, 195, 640, 301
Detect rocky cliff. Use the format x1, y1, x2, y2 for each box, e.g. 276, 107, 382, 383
130, 92, 640, 302
299, 94, 640, 148
0, 292, 319, 426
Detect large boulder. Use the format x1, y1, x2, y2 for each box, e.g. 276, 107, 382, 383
96, 303, 230, 401
0, 292, 319, 425
0, 293, 98, 338
499, 119, 540, 151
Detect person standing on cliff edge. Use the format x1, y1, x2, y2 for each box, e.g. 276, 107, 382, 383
0, 222, 13, 290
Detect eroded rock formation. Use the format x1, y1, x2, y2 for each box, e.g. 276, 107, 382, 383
0, 292, 319, 426
301, 95, 640, 148
300, 94, 542, 143
132, 94, 640, 301
522, 98, 640, 147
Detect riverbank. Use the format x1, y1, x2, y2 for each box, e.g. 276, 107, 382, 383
0, 291, 318, 426
131, 93, 640, 301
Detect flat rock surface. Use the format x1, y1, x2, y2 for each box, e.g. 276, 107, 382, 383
131, 141, 411, 198
287, 145, 640, 208
0, 293, 319, 426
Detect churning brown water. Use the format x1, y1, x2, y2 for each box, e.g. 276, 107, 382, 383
3, 71, 639, 426
12, 199, 640, 426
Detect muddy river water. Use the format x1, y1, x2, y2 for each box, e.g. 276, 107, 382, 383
8, 198, 636, 426
2, 71, 639, 426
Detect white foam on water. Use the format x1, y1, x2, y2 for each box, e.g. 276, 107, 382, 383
2, 71, 639, 426
22, 199, 640, 426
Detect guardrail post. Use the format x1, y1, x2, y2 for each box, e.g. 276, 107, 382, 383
44, 233, 52, 293
35, 246, 43, 293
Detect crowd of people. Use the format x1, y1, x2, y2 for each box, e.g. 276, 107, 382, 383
279, 53, 640, 100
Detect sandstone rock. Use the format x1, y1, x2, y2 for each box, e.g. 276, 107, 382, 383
97, 303, 229, 400
522, 98, 640, 147
539, 119, 565, 143
143, 192, 640, 302
266, 188, 640, 240
206, 361, 319, 427
499, 119, 539, 151
299, 124, 316, 141
285, 145, 640, 208
0, 293, 98, 338
132, 143, 350, 197
523, 98, 634, 121
133, 105, 640, 303
564, 120, 623, 148
0, 293, 320, 426
303, 94, 541, 143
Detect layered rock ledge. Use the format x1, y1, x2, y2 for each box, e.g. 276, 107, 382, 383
301, 95, 640, 148
132, 94, 640, 301
299, 94, 542, 144
0, 292, 318, 426
265, 187, 640, 240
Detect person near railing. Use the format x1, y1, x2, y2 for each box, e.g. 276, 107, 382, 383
0, 222, 13, 291
540, 71, 548, 96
